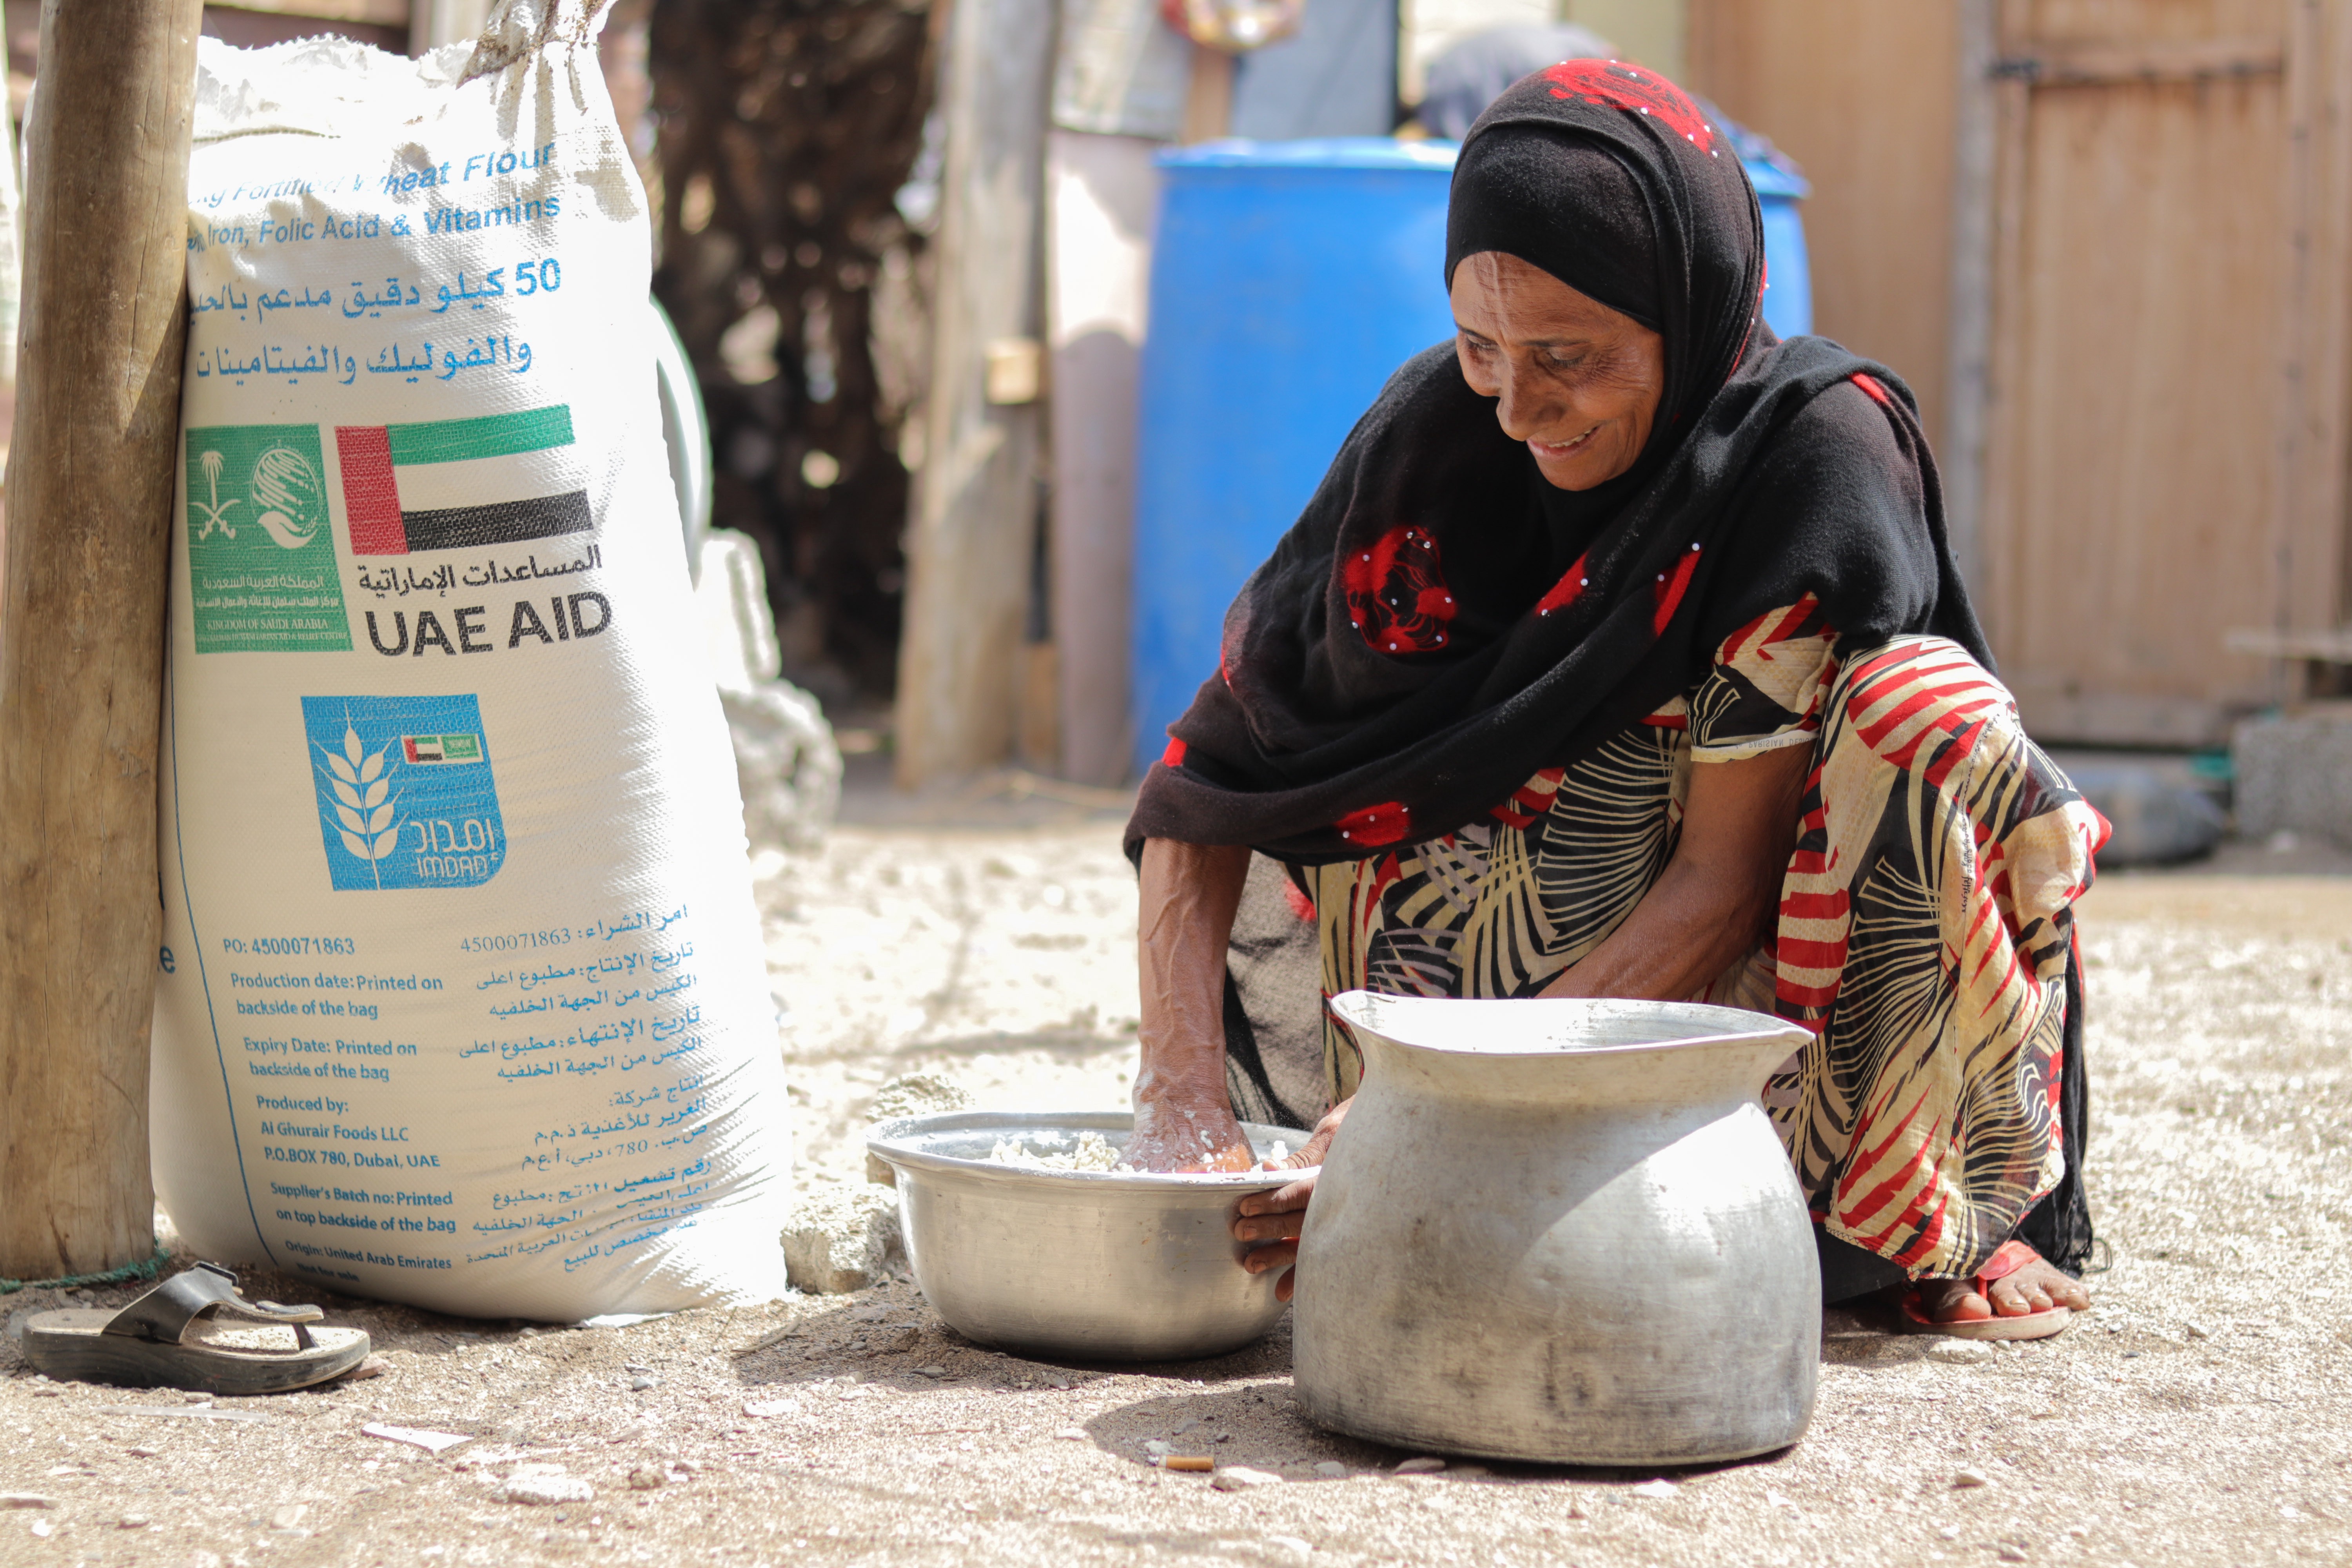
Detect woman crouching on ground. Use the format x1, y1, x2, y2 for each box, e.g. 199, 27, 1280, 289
1121, 61, 2104, 1333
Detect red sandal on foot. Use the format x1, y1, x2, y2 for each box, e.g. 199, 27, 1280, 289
1900, 1239, 2077, 1341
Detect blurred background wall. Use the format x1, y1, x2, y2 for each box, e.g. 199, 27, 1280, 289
0, 0, 2343, 777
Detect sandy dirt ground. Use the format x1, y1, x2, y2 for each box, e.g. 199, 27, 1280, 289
2, 779, 2347, 1568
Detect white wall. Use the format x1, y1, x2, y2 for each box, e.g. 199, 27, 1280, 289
1561, 0, 1686, 84
1400, 0, 1557, 102
1401, 0, 1689, 103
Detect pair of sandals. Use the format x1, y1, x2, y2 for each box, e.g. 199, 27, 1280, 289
21, 1262, 371, 1394
18, 1245, 2065, 1394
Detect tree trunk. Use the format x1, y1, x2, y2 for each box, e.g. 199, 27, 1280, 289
0, 0, 201, 1280
893, 0, 1055, 786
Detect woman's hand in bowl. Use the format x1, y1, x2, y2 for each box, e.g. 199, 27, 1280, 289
1232, 1098, 1350, 1301
1126, 1093, 1257, 1173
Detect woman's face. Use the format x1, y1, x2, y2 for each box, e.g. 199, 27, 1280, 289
1450, 251, 1666, 491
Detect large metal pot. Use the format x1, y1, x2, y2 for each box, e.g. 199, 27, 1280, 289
1294, 993, 1819, 1466
867, 1111, 1312, 1362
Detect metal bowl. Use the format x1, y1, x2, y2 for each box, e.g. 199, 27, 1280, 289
866, 1111, 1313, 1363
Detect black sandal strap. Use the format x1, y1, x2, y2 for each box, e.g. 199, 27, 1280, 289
101, 1262, 324, 1345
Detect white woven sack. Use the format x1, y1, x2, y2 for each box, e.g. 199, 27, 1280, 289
152, 3, 791, 1319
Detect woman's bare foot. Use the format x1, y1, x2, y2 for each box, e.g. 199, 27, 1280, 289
1914, 1254, 2091, 1323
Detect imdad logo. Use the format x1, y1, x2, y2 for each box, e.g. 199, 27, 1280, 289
301, 695, 506, 891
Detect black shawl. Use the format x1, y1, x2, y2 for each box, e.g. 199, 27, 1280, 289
1126, 61, 1988, 862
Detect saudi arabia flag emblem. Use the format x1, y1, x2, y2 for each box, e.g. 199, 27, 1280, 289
335, 404, 590, 555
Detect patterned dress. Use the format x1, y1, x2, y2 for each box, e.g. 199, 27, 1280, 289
1306, 604, 2107, 1281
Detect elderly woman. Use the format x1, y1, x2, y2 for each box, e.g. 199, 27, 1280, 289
1122, 63, 2103, 1334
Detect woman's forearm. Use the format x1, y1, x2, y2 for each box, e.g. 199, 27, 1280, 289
1540, 743, 1811, 1002
1537, 851, 1778, 1000
1131, 837, 1254, 1168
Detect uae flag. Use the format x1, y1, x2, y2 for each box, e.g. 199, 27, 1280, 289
402, 733, 482, 765
336, 405, 590, 555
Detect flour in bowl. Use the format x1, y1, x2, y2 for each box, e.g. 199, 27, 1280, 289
986, 1131, 1131, 1172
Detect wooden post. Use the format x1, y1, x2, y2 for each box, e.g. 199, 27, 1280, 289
0, 0, 202, 1280
1182, 42, 1233, 142
1045, 129, 1158, 786
893, 0, 1055, 787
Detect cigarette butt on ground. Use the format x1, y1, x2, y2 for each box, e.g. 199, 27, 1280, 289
1162, 1455, 1215, 1472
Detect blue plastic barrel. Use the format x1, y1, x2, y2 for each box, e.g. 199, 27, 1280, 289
1750, 158, 1813, 338
1130, 137, 1809, 777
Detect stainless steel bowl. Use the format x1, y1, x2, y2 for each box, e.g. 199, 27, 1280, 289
866, 1111, 1313, 1363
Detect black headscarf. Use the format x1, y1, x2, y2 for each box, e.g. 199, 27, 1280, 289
1127, 61, 1989, 863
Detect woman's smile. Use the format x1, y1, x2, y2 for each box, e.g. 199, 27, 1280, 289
1530, 422, 1602, 460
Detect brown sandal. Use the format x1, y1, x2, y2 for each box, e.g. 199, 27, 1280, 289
22, 1262, 370, 1393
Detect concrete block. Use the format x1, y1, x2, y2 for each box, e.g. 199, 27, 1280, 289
722, 682, 842, 856
698, 529, 843, 857
2232, 704, 2352, 850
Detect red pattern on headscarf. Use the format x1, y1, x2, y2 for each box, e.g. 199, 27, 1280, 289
1343, 524, 1458, 654
1650, 542, 1702, 633
1334, 800, 1411, 846
1534, 552, 1591, 619
1540, 60, 1715, 153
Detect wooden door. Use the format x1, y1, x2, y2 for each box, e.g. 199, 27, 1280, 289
1978, 0, 2352, 745
1689, 0, 1963, 448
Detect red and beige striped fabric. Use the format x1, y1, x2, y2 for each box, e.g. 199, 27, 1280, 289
1310, 621, 2106, 1281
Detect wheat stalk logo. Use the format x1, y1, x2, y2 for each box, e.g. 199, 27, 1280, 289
318, 719, 400, 888
193, 449, 240, 540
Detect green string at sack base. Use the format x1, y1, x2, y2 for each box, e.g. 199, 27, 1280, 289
0, 1240, 173, 1296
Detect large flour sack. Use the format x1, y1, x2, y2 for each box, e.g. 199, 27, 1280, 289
153, 7, 791, 1319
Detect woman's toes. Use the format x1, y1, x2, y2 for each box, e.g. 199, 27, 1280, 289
1992, 1278, 2051, 1316
1921, 1280, 1992, 1323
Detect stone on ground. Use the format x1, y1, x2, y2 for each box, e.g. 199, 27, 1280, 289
1210, 1466, 1283, 1491
697, 530, 842, 857
781, 1182, 904, 1294
499, 1468, 593, 1506
2049, 751, 2224, 864
722, 682, 842, 856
